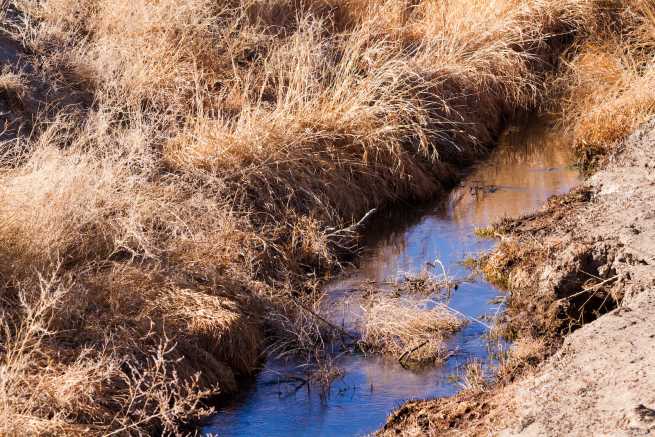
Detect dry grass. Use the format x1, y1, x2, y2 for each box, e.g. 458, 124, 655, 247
0, 0, 652, 433
0, 269, 217, 436
393, 269, 458, 296
0, 68, 26, 102
360, 296, 465, 365
555, 0, 655, 170
494, 337, 548, 384
458, 360, 487, 392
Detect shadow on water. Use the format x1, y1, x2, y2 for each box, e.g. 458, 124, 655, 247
202, 116, 581, 437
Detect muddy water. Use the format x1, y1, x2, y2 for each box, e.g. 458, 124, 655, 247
203, 118, 581, 437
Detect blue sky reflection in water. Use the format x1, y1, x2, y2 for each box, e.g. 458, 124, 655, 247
204, 119, 581, 437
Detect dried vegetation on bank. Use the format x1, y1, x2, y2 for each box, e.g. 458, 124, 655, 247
360, 296, 465, 365
556, 0, 655, 171
0, 0, 653, 434
381, 2, 655, 434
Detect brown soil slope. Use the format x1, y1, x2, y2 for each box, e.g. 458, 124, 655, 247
382, 119, 655, 436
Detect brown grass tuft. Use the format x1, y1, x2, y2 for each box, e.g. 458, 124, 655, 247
0, 269, 217, 436
554, 0, 655, 170
459, 360, 487, 393
360, 296, 465, 365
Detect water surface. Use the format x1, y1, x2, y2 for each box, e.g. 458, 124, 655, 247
204, 118, 581, 437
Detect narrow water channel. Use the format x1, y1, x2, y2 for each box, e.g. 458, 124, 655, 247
203, 117, 581, 437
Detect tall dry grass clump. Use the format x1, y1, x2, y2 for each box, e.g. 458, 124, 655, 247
0, 0, 652, 433
555, 0, 655, 169
360, 296, 465, 365
0, 270, 218, 435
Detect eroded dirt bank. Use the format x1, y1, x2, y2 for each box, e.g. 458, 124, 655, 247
381, 120, 655, 436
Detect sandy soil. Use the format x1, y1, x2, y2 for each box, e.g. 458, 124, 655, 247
381, 119, 655, 436
501, 295, 655, 436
